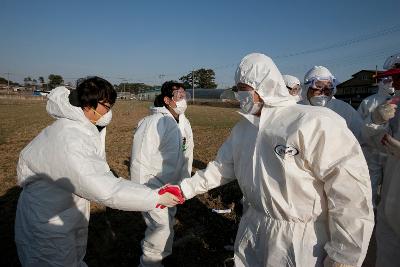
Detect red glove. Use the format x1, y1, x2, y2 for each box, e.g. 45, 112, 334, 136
156, 185, 185, 209
389, 96, 400, 105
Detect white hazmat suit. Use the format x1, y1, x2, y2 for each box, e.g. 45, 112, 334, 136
180, 53, 374, 267
357, 82, 393, 207
15, 87, 159, 267
130, 106, 193, 267
362, 61, 400, 266
363, 112, 400, 267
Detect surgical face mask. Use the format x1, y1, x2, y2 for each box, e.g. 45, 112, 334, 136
236, 91, 263, 114
293, 95, 302, 102
95, 110, 112, 126
172, 99, 187, 115
309, 95, 331, 107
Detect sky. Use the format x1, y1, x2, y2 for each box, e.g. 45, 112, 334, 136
1, 0, 400, 88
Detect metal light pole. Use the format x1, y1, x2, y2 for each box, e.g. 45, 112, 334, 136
118, 77, 127, 99
158, 74, 165, 84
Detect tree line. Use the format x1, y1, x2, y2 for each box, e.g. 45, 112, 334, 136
21, 74, 64, 90
2, 67, 219, 92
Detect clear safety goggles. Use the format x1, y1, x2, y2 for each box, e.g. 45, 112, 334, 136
381, 76, 393, 84
306, 77, 335, 95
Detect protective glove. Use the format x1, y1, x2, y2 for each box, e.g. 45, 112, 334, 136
323, 256, 354, 267
371, 102, 397, 124
381, 133, 400, 158
156, 185, 185, 209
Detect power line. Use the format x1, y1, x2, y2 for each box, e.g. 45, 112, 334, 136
210, 24, 400, 71
274, 24, 400, 59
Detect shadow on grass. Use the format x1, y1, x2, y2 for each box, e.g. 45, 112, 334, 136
85, 184, 242, 267
0, 179, 377, 267
0, 186, 22, 267
1, 178, 241, 267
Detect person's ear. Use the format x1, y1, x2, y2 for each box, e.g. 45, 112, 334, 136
164, 96, 172, 106
253, 91, 263, 103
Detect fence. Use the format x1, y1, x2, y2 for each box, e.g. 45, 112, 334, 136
0, 94, 46, 101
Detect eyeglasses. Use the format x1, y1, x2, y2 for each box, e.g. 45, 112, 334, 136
286, 85, 300, 92
172, 88, 187, 100
98, 102, 111, 112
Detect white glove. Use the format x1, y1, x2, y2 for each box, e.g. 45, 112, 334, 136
323, 257, 354, 267
157, 192, 180, 208
371, 102, 397, 124
382, 133, 400, 158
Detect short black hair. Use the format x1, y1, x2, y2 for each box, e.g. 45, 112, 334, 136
154, 80, 185, 107
69, 76, 116, 109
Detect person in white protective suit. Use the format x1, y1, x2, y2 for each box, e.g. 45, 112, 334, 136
299, 66, 364, 143
283, 74, 302, 102
357, 73, 396, 208
14, 76, 180, 267
179, 53, 374, 267
130, 81, 193, 267
361, 55, 400, 267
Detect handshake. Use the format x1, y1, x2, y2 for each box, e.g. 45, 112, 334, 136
156, 184, 185, 209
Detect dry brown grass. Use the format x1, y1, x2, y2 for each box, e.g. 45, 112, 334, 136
0, 99, 242, 266
0, 99, 376, 266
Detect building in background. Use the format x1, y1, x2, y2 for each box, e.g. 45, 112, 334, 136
335, 70, 384, 108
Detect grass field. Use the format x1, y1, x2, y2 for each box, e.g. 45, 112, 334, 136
0, 99, 243, 266
0, 99, 375, 266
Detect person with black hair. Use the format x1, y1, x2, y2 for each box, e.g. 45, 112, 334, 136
14, 77, 181, 267
130, 81, 194, 267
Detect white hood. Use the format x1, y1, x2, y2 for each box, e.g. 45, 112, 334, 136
283, 74, 302, 102
303, 66, 337, 95
46, 86, 87, 123
235, 53, 296, 107
283, 74, 300, 88
150, 106, 172, 116
383, 52, 400, 70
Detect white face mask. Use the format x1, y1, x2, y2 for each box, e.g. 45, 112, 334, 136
309, 95, 331, 107
172, 99, 187, 115
236, 91, 263, 114
96, 110, 112, 126
293, 95, 302, 102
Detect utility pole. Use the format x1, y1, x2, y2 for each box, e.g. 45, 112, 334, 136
158, 74, 165, 84
118, 77, 127, 98
4, 72, 11, 93
192, 69, 195, 103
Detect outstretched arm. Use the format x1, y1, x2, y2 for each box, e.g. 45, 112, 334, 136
180, 132, 236, 199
